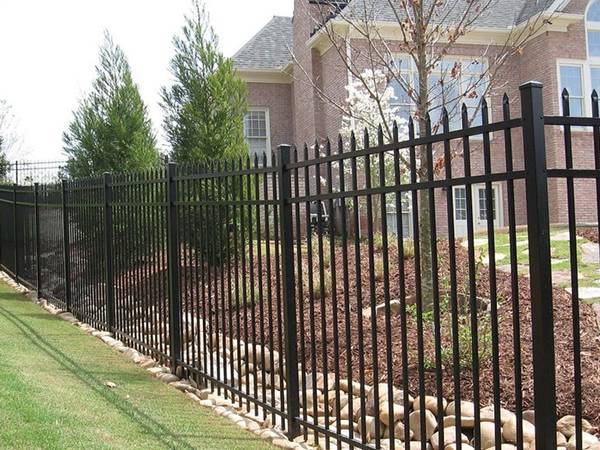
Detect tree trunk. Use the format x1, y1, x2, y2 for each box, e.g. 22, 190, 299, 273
415, 5, 434, 311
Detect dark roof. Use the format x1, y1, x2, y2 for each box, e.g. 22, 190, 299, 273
339, 0, 560, 29
233, 16, 293, 71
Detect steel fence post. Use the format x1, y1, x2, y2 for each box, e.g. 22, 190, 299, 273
34, 183, 41, 297
520, 81, 557, 448
166, 163, 182, 374
103, 173, 115, 332
13, 183, 18, 283
62, 179, 72, 312
278, 144, 301, 439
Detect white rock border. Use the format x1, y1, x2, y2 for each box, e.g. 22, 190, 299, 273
0, 272, 314, 450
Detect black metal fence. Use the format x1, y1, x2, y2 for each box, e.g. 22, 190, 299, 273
0, 82, 598, 450
1, 160, 66, 185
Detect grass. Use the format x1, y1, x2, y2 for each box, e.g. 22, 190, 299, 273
473, 226, 600, 290
0, 281, 275, 450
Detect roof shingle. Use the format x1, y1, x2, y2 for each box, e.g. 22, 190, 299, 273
233, 16, 293, 71
339, 0, 557, 29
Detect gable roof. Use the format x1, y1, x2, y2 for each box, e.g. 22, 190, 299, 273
337, 0, 561, 29
233, 16, 293, 71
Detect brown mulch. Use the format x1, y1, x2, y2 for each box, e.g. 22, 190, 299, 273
184, 238, 600, 426
578, 227, 600, 244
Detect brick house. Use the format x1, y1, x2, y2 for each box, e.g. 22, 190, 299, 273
233, 0, 600, 235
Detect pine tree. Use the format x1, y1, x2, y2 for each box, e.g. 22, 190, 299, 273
63, 32, 159, 178
161, 0, 247, 163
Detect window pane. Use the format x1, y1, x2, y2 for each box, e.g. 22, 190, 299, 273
390, 78, 412, 104
588, 2, 600, 22
247, 138, 268, 161
560, 66, 584, 115
395, 58, 411, 71
560, 66, 583, 97
592, 67, 600, 95
478, 188, 496, 221
589, 31, 600, 57
454, 187, 467, 221
244, 111, 267, 138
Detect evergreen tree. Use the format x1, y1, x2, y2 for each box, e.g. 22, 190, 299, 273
63, 32, 159, 178
0, 136, 8, 181
161, 0, 247, 163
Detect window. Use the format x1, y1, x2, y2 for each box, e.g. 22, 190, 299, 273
389, 56, 488, 132
244, 109, 270, 164
558, 1, 600, 116
478, 187, 496, 221
559, 65, 585, 116
454, 187, 467, 221
589, 1, 600, 56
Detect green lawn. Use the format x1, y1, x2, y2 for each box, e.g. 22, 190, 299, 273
0, 281, 275, 450
473, 226, 600, 291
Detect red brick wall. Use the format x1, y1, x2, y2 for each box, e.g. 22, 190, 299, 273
245, 0, 600, 233
246, 82, 294, 153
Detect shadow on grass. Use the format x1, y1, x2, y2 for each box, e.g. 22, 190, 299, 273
0, 294, 259, 449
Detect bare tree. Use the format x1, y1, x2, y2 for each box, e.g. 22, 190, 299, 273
0, 99, 25, 161
294, 0, 554, 309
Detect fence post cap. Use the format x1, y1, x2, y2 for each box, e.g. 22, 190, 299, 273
520, 81, 544, 90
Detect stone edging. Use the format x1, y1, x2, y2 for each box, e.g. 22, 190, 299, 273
0, 272, 312, 450
2, 272, 599, 450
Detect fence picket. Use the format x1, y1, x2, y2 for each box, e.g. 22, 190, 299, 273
1, 83, 599, 449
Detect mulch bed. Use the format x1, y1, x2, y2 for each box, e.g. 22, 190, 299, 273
191, 238, 600, 425
578, 227, 600, 244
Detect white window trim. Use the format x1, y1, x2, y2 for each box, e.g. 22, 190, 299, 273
244, 107, 272, 164
389, 54, 492, 137
587, 0, 600, 60
557, 1, 600, 127
555, 59, 600, 131
452, 183, 504, 228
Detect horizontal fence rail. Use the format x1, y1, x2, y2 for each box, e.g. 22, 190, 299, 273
1, 82, 599, 450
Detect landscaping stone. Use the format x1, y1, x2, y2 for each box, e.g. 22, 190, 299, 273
409, 409, 437, 441
446, 445, 475, 450
551, 231, 573, 241
413, 395, 447, 416
583, 242, 600, 264
445, 400, 475, 418
429, 426, 469, 450
442, 415, 475, 428
522, 410, 535, 424
357, 415, 384, 441
567, 287, 600, 300
478, 421, 499, 449
480, 405, 515, 425
503, 417, 535, 444
158, 373, 180, 384
379, 401, 405, 426
557, 415, 594, 438
566, 431, 599, 449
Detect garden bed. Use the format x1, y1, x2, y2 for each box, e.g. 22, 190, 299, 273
206, 237, 600, 425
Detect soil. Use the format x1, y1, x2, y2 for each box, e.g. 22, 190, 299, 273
186, 238, 600, 425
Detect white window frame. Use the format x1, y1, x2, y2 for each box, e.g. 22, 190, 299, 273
244, 107, 272, 165
587, 0, 600, 60
556, 1, 600, 121
389, 54, 491, 136
556, 60, 600, 121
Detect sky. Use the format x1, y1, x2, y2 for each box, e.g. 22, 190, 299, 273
0, 0, 293, 161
